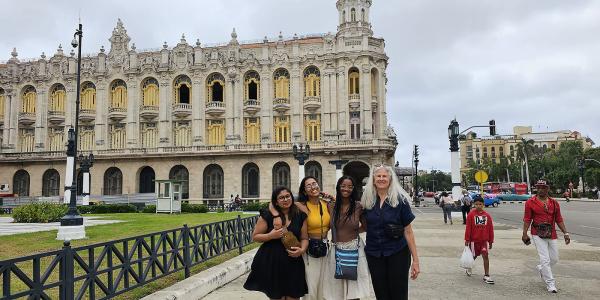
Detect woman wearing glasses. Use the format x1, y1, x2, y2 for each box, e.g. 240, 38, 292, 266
362, 165, 420, 300
323, 176, 374, 300
244, 187, 309, 299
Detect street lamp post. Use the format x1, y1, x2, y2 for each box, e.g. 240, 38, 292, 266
57, 23, 86, 240
413, 145, 420, 207
578, 158, 585, 195
448, 119, 462, 201
79, 153, 94, 205
292, 143, 310, 185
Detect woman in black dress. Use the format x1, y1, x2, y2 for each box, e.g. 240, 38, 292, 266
244, 187, 309, 299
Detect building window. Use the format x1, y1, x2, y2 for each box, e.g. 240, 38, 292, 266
207, 119, 225, 145
274, 116, 290, 143
142, 77, 159, 106
18, 129, 35, 152
491, 147, 496, 158
13, 170, 30, 197
50, 84, 66, 112
140, 122, 157, 148
48, 127, 65, 151
351, 8, 356, 22
103, 167, 123, 195
174, 75, 192, 104
475, 147, 480, 159
483, 147, 488, 158
510, 145, 514, 157
349, 68, 360, 95
79, 125, 95, 151
207, 73, 225, 102
305, 161, 322, 188
139, 166, 155, 193
499, 147, 504, 157
109, 123, 126, 149
303, 66, 320, 97
466, 145, 473, 159
273, 162, 290, 190
551, 144, 556, 150
80, 82, 96, 110
245, 118, 260, 144
169, 165, 189, 199
244, 71, 260, 100
304, 114, 321, 141
242, 163, 260, 198
21, 86, 36, 113
42, 169, 60, 197
203, 164, 224, 199
273, 68, 290, 99
110, 79, 127, 109
361, 8, 366, 22
350, 112, 361, 140
173, 121, 191, 146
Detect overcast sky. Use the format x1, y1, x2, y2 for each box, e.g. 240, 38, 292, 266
2, 0, 598, 171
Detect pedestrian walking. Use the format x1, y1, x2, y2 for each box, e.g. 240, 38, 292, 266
522, 179, 570, 293
460, 190, 473, 225
362, 165, 420, 300
464, 195, 495, 284
323, 176, 373, 300
244, 187, 308, 299
440, 191, 454, 225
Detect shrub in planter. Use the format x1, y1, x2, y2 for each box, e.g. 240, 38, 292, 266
181, 203, 208, 213
241, 202, 269, 212
12, 203, 68, 223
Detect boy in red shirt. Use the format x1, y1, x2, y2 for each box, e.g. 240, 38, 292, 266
464, 195, 495, 284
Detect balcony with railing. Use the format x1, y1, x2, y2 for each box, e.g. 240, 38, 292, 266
371, 95, 378, 109
243, 99, 261, 115
273, 98, 290, 113
18, 112, 36, 125
172, 103, 192, 119
79, 109, 96, 122
303, 96, 321, 112
47, 110, 65, 125
139, 105, 159, 120
108, 107, 127, 121
348, 94, 360, 109
205, 101, 225, 116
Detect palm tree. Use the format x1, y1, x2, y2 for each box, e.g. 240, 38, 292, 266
516, 139, 535, 194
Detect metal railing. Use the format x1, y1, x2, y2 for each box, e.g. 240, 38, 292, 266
0, 215, 258, 300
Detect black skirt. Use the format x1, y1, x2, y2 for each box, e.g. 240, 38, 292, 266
244, 210, 308, 298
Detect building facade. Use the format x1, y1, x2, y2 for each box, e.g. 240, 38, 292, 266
0, 0, 397, 203
460, 126, 594, 176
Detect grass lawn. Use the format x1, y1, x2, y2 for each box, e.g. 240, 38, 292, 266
0, 212, 251, 260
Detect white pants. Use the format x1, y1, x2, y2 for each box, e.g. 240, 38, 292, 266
302, 253, 327, 300
532, 235, 559, 288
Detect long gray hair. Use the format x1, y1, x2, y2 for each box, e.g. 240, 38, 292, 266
361, 165, 411, 210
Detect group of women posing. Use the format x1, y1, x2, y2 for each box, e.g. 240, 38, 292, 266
243, 165, 421, 300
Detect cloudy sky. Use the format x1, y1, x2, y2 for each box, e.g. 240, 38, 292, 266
2, 0, 598, 171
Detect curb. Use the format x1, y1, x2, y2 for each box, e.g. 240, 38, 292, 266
142, 248, 258, 300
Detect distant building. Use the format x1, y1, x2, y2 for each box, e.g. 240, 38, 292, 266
460, 126, 594, 176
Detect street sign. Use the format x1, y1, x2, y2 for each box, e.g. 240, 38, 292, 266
474, 170, 488, 184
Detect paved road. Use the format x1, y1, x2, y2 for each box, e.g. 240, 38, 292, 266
415, 198, 600, 247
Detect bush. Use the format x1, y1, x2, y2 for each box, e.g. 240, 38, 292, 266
181, 203, 208, 213
12, 203, 68, 223
142, 205, 156, 213
241, 202, 269, 212
77, 204, 138, 214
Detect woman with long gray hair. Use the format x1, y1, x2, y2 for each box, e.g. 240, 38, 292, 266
361, 165, 420, 300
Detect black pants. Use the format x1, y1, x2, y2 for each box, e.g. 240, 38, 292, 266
366, 246, 412, 300
461, 205, 471, 224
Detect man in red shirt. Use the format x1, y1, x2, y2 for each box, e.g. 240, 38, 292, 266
464, 195, 494, 284
522, 180, 570, 293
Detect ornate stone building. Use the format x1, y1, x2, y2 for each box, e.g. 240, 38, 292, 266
0, 0, 396, 203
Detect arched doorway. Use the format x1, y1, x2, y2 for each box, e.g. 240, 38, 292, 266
103, 167, 123, 195
13, 170, 30, 197
139, 166, 155, 193
343, 161, 370, 194
42, 169, 60, 197
242, 163, 260, 198
305, 161, 322, 188
169, 165, 189, 199
203, 164, 224, 199
272, 162, 291, 190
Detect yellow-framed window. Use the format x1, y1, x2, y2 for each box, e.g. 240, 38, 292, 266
140, 122, 158, 148
274, 116, 290, 143
109, 123, 126, 149
111, 80, 127, 109
174, 121, 191, 146
79, 126, 95, 151
245, 117, 261, 144
48, 128, 65, 151
142, 78, 159, 106
18, 128, 35, 152
22, 88, 36, 113
81, 83, 96, 110
304, 114, 321, 141
207, 119, 225, 145
349, 70, 360, 95
50, 86, 66, 112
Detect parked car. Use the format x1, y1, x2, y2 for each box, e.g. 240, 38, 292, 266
424, 191, 436, 198
497, 194, 532, 201
468, 191, 501, 207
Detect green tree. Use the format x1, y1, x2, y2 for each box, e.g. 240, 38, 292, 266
418, 170, 452, 192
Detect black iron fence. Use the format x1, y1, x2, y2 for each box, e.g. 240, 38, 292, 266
0, 215, 258, 300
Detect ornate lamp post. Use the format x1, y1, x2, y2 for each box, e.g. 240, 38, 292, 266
292, 143, 310, 185
57, 23, 86, 240
79, 153, 94, 205
413, 145, 420, 206
578, 158, 585, 195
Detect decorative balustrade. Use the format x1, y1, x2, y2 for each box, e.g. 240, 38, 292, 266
172, 103, 192, 118
273, 98, 290, 113
139, 105, 159, 120
47, 111, 66, 124
205, 101, 226, 116
79, 109, 96, 122
243, 100, 261, 115
18, 112, 36, 125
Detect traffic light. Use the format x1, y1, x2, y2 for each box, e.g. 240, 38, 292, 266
414, 145, 419, 158
489, 120, 496, 136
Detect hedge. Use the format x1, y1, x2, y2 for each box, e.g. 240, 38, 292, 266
241, 202, 269, 212
12, 203, 68, 223
141, 203, 208, 213
78, 204, 137, 214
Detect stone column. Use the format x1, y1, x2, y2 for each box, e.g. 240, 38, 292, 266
124, 78, 138, 148
2, 90, 10, 149
321, 71, 331, 136
361, 65, 373, 139
95, 80, 108, 150
6, 89, 17, 150
337, 68, 347, 138
225, 77, 235, 143
34, 84, 47, 151
329, 73, 338, 135
379, 70, 387, 138
192, 74, 204, 146
291, 68, 302, 141
158, 78, 171, 146
234, 77, 244, 143
260, 71, 272, 143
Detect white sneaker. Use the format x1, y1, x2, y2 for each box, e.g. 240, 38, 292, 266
483, 275, 495, 284
547, 286, 558, 293
465, 268, 472, 276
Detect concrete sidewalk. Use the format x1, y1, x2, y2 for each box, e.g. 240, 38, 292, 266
151, 213, 600, 299
0, 216, 123, 236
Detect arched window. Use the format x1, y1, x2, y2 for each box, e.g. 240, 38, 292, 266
142, 77, 159, 106
0, 88, 5, 120
244, 71, 260, 100
110, 79, 127, 109
174, 75, 192, 104
491, 147, 496, 158
361, 8, 366, 22
49, 84, 66, 112
207, 73, 225, 102
272, 162, 290, 190
21, 86, 36, 113
76, 170, 90, 196
342, 10, 346, 23
103, 167, 123, 195
483, 147, 488, 158
13, 170, 30, 197
242, 163, 260, 198
303, 66, 320, 97
305, 161, 322, 188
351, 8, 356, 22
551, 144, 556, 150
499, 147, 504, 157
203, 164, 224, 199
80, 82, 96, 110
42, 169, 60, 197
273, 68, 290, 99
348, 68, 360, 95
169, 165, 189, 199
139, 166, 155, 193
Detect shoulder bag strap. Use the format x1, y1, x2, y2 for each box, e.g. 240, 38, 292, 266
319, 200, 324, 240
